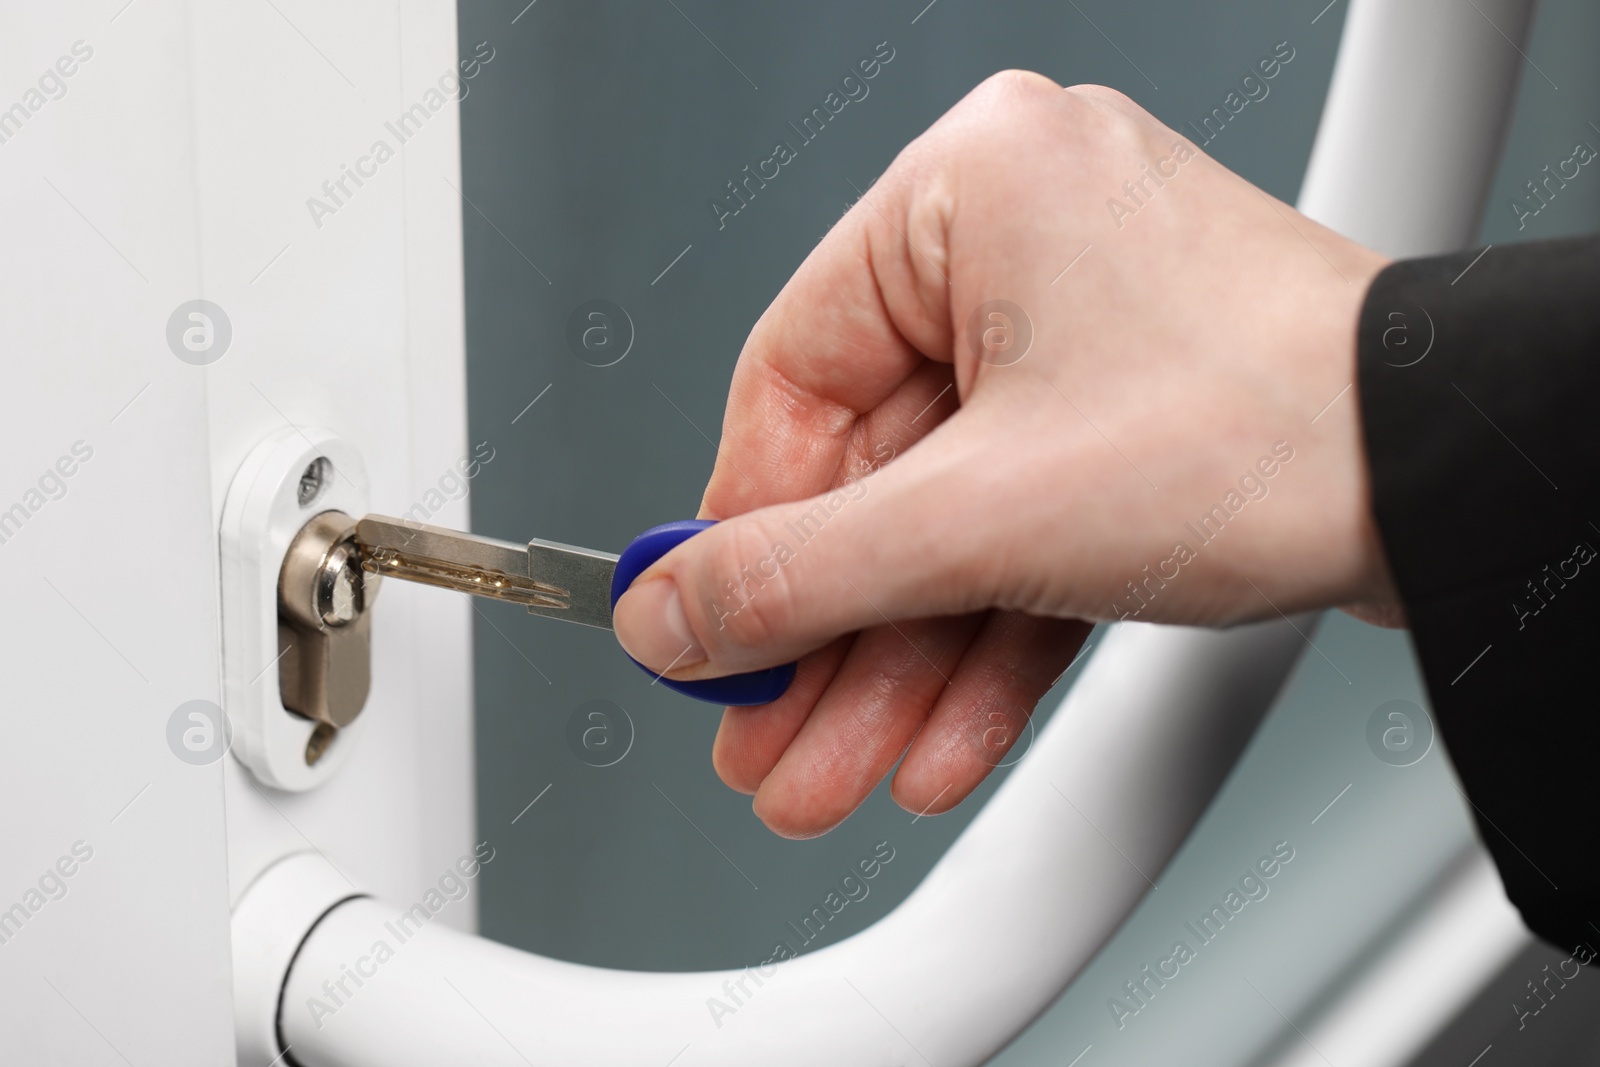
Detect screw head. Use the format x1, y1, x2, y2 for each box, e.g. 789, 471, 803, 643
298, 457, 331, 508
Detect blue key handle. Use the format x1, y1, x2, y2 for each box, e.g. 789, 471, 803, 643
611, 519, 797, 706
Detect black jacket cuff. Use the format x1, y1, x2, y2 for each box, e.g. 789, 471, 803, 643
1358, 235, 1600, 954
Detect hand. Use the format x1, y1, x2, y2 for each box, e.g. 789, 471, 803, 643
613, 72, 1395, 838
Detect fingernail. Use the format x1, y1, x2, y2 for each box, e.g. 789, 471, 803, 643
613, 578, 707, 674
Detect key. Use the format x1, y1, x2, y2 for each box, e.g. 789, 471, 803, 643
353, 515, 796, 707
355, 514, 618, 629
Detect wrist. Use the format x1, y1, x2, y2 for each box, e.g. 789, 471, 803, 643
1335, 250, 1403, 618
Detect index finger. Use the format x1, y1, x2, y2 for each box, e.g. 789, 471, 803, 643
700, 173, 957, 519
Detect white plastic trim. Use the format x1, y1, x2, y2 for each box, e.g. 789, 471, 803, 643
219, 428, 372, 791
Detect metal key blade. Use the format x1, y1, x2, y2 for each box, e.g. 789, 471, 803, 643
355, 515, 619, 630
526, 537, 621, 630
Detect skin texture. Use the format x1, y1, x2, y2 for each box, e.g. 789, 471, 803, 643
613, 72, 1397, 839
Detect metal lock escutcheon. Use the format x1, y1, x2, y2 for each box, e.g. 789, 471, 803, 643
277, 510, 379, 738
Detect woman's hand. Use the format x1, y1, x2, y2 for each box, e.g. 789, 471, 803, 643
614, 72, 1393, 838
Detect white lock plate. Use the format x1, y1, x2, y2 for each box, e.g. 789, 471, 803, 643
219, 428, 371, 791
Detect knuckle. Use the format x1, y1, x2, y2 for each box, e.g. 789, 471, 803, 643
974, 68, 1063, 103
935, 70, 1063, 146
1062, 82, 1135, 109
945, 73, 1142, 182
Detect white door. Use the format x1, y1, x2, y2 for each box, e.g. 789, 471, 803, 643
0, 4, 475, 1063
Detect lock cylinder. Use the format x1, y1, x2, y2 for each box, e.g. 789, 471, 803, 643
277, 510, 380, 746
222, 430, 374, 790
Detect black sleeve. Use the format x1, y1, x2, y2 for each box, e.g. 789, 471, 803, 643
1357, 234, 1600, 954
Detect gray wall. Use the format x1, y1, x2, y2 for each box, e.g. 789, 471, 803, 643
454, 0, 1599, 1060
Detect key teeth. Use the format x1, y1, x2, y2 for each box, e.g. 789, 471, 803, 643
359, 543, 571, 609
352, 514, 616, 629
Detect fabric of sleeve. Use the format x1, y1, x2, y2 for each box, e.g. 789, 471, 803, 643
1356, 234, 1600, 954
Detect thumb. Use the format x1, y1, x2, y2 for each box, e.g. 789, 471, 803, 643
613, 435, 993, 678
